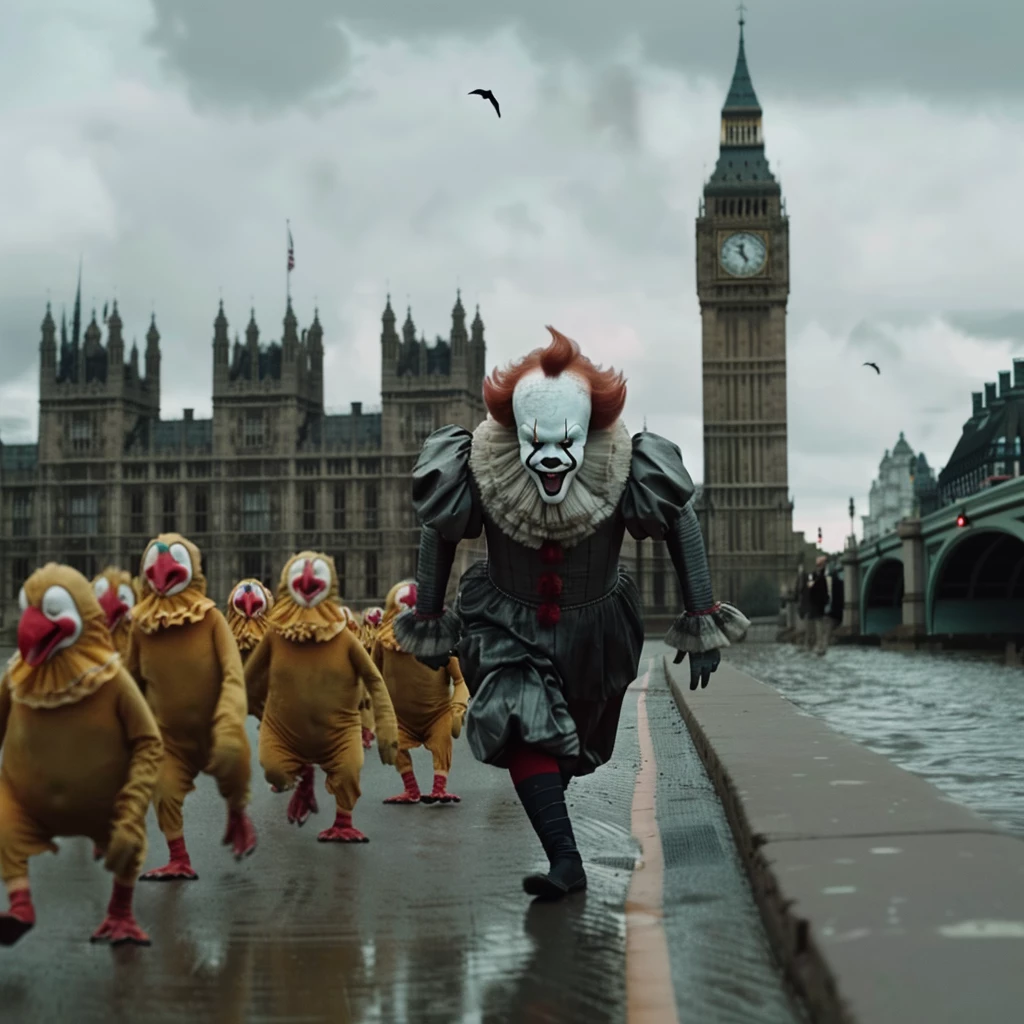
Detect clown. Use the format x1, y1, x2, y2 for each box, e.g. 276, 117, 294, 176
126, 534, 257, 879
92, 567, 139, 664
0, 564, 163, 946
374, 581, 468, 805
395, 327, 749, 899
339, 603, 377, 750
244, 552, 399, 841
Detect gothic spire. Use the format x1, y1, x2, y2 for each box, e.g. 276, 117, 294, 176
71, 257, 82, 347
723, 9, 760, 113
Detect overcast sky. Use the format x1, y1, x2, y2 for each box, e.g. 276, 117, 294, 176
2, 0, 1023, 552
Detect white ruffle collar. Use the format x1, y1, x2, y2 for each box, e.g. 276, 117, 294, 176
469, 416, 633, 549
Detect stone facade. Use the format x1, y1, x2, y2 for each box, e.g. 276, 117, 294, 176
0, 289, 489, 630
861, 432, 938, 542
692, 21, 805, 615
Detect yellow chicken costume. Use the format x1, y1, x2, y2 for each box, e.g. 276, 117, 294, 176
226, 578, 274, 665
0, 564, 163, 947
359, 607, 384, 748
374, 581, 469, 805
245, 553, 398, 841
92, 566, 140, 663
126, 533, 257, 880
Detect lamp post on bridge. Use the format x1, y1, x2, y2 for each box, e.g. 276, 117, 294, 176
848, 497, 856, 549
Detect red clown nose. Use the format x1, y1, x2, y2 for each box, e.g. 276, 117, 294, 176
97, 585, 128, 628
237, 587, 264, 618
398, 584, 417, 609
293, 560, 326, 601
146, 546, 189, 594
18, 606, 75, 666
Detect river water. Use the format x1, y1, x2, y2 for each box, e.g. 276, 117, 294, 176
724, 641, 1024, 838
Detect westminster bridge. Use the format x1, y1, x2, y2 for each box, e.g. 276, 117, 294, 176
837, 475, 1024, 642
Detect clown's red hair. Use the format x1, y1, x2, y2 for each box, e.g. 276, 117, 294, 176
482, 326, 627, 431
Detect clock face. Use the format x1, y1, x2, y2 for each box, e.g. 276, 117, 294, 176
720, 232, 767, 277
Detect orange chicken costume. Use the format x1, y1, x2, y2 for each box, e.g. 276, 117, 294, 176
126, 534, 257, 880
374, 581, 469, 805
92, 566, 140, 663
226, 578, 274, 665
245, 553, 399, 841
359, 607, 384, 748
340, 604, 377, 750
0, 564, 163, 947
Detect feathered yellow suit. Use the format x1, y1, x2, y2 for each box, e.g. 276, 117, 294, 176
245, 553, 398, 841
374, 581, 469, 805
91, 566, 141, 663
126, 533, 257, 880
0, 564, 163, 947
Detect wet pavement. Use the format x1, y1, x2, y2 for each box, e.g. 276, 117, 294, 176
0, 642, 799, 1023
725, 643, 1024, 837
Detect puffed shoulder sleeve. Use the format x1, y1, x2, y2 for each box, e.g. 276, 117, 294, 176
621, 431, 695, 539
411, 425, 483, 542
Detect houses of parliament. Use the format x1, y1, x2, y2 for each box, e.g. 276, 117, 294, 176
0, 19, 807, 632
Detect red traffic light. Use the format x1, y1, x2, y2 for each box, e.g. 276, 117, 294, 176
956, 510, 968, 528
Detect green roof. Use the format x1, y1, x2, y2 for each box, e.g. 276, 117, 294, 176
723, 25, 760, 112
705, 146, 779, 195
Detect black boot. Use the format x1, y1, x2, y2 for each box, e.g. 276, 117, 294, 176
514, 772, 587, 900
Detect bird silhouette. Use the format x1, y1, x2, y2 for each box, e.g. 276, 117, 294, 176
863, 361, 880, 374
469, 89, 500, 117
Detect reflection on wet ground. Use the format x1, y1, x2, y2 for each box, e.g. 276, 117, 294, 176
0, 644, 798, 1022
726, 642, 1024, 837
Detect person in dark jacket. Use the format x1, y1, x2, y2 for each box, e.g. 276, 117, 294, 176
805, 556, 829, 652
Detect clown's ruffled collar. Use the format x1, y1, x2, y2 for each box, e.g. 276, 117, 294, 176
266, 596, 348, 643
228, 611, 268, 651
469, 417, 633, 549
5, 616, 120, 709
132, 583, 216, 635
375, 615, 404, 652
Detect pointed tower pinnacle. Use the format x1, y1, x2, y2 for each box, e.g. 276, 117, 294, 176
705, 10, 779, 196
724, 7, 760, 113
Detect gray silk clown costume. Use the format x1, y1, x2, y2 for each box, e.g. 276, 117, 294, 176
393, 415, 750, 778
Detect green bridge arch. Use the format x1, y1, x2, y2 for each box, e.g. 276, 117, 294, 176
853, 477, 1024, 636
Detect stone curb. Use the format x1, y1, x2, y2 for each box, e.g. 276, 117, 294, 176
663, 652, 852, 1024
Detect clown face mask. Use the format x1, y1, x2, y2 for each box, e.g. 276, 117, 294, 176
512, 370, 591, 504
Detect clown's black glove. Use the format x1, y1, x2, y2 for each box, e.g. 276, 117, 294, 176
673, 648, 721, 690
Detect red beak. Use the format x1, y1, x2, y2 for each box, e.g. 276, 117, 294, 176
398, 585, 417, 610
98, 585, 128, 628
238, 589, 263, 618
292, 561, 326, 602
18, 606, 76, 666
145, 551, 189, 594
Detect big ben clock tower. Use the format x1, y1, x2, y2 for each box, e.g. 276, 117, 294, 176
695, 13, 795, 612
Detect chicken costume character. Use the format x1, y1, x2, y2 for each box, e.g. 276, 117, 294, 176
0, 565, 163, 946
92, 566, 140, 663
244, 553, 399, 841
374, 581, 469, 805
226, 578, 274, 665
126, 534, 257, 880
395, 327, 749, 898
356, 606, 383, 749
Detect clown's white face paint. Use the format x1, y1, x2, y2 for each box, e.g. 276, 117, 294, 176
512, 370, 591, 505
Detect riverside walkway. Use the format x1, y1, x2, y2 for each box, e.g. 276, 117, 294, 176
0, 641, 799, 1024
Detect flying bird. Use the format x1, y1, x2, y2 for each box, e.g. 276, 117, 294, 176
469, 89, 500, 117
863, 361, 880, 374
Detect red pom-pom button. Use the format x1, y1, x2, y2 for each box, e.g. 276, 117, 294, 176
539, 541, 564, 565
537, 602, 561, 627
537, 572, 563, 598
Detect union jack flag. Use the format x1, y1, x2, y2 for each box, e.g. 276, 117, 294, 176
287, 224, 295, 272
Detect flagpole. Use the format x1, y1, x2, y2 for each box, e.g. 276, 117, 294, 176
286, 219, 290, 307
